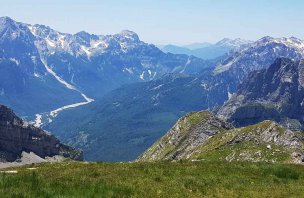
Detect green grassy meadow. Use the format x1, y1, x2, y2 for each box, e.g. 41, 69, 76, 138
0, 161, 304, 197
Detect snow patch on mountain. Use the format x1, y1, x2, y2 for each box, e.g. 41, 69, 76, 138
27, 25, 142, 58
34, 57, 94, 127
216, 38, 253, 49
140, 71, 145, 80
45, 38, 56, 48
9, 58, 20, 65
34, 114, 42, 127
181, 58, 192, 73
151, 84, 164, 90
215, 37, 304, 74
40, 58, 77, 90
49, 99, 93, 118
80, 45, 91, 56
123, 67, 134, 74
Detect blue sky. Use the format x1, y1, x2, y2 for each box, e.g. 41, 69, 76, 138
1, 0, 303, 45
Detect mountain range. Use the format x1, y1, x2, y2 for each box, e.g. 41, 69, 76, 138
160, 38, 252, 59
139, 57, 304, 163
1, 16, 304, 162
46, 36, 304, 161
0, 16, 211, 119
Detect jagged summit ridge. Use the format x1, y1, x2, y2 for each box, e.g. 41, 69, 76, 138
0, 16, 211, 117
117, 30, 140, 41
215, 38, 253, 49
2, 17, 141, 57
215, 36, 304, 74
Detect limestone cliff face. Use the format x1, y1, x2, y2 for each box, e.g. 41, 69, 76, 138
139, 111, 304, 164
216, 58, 304, 131
0, 105, 83, 162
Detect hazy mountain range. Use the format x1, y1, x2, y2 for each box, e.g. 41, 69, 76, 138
0, 16, 211, 118
1, 16, 304, 162
46, 36, 304, 161
159, 38, 252, 59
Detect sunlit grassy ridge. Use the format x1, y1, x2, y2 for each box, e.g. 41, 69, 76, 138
0, 161, 304, 198
191, 121, 298, 163
140, 111, 304, 164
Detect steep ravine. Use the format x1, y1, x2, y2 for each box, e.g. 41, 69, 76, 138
34, 57, 94, 127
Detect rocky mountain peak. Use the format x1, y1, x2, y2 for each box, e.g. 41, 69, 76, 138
255, 36, 304, 51
0, 16, 15, 26
117, 30, 140, 41
214, 36, 304, 75
115, 30, 140, 42
238, 58, 303, 99
28, 24, 60, 38
256, 36, 274, 43
216, 38, 252, 48
0, 16, 22, 39
74, 31, 99, 44
217, 58, 304, 131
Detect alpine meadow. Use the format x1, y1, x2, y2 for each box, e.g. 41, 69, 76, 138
0, 1, 304, 197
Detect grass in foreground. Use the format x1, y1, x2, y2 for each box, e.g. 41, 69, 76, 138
0, 161, 303, 198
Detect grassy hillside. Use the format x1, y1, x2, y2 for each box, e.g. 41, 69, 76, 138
1, 161, 304, 197
139, 111, 233, 161
190, 121, 304, 163
140, 111, 304, 164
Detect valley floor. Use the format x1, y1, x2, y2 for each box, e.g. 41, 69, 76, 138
0, 161, 304, 197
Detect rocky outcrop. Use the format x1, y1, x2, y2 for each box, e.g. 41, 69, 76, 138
139, 111, 304, 164
0, 105, 82, 162
138, 111, 233, 161
193, 120, 304, 164
216, 58, 304, 131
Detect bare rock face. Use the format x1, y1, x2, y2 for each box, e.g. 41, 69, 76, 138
216, 121, 304, 164
216, 58, 304, 131
0, 105, 82, 162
